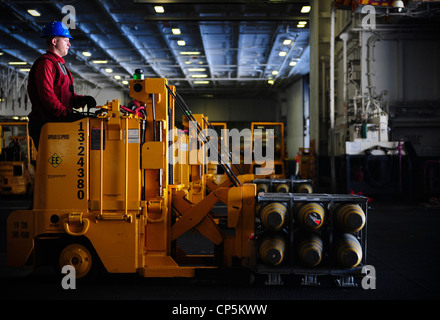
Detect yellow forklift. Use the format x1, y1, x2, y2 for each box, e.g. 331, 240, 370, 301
7, 77, 368, 287
0, 120, 37, 196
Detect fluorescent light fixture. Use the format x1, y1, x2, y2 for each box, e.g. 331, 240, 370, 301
297, 24, 306, 28
27, 9, 40, 17
92, 60, 108, 64
114, 75, 121, 80
283, 39, 292, 45
8, 61, 27, 65
279, 51, 287, 57
154, 6, 165, 13
289, 61, 297, 67
177, 40, 186, 46
268, 80, 274, 85
122, 80, 129, 85
184, 60, 191, 64
180, 51, 201, 55
191, 74, 208, 78
301, 6, 311, 13
272, 71, 279, 75
188, 68, 206, 72
19, 68, 31, 72
82, 51, 92, 57
105, 68, 113, 73
193, 81, 209, 84
298, 21, 307, 25
172, 28, 181, 35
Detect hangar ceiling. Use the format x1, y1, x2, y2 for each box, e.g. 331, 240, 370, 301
0, 0, 311, 98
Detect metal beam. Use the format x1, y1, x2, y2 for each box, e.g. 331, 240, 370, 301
144, 15, 309, 21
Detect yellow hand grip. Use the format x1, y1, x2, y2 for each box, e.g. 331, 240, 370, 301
146, 206, 168, 223
63, 216, 90, 236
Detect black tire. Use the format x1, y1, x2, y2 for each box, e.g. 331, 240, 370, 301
57, 237, 102, 282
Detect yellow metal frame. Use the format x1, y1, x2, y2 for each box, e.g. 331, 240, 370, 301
7, 78, 258, 279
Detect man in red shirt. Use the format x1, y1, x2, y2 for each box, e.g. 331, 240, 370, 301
28, 21, 96, 148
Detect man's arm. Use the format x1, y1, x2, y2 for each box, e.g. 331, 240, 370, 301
34, 59, 68, 118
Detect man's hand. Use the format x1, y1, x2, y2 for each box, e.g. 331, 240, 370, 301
78, 95, 97, 109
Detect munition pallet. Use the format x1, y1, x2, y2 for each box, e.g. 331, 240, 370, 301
253, 193, 368, 287
253, 178, 313, 194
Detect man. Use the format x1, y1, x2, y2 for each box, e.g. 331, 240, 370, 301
28, 21, 96, 148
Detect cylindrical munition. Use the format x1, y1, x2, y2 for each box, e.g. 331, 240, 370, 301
335, 233, 363, 268
335, 203, 366, 233
259, 236, 286, 266
275, 183, 289, 193
297, 232, 323, 267
259, 202, 287, 231
296, 202, 325, 230
256, 183, 269, 193
295, 183, 313, 193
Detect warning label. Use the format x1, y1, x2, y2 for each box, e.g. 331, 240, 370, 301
48, 153, 63, 168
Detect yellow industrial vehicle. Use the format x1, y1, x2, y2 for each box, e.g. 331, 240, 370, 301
7, 77, 368, 286
250, 122, 286, 179
0, 120, 37, 196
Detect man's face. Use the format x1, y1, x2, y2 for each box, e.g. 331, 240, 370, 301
52, 36, 71, 57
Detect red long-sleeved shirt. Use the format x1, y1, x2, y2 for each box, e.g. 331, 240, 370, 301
28, 51, 82, 121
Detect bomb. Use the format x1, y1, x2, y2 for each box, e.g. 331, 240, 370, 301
275, 183, 289, 193
259, 202, 287, 231
259, 236, 286, 266
295, 183, 313, 193
335, 204, 366, 233
335, 233, 363, 268
256, 183, 269, 193
296, 202, 325, 231
297, 232, 323, 267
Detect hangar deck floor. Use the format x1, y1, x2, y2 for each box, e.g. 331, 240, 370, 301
1, 196, 439, 302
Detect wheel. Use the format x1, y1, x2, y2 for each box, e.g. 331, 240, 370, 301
59, 243, 96, 280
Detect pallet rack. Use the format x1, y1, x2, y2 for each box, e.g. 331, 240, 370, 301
254, 192, 368, 287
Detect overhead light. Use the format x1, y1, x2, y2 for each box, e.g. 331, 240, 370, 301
272, 71, 279, 75
114, 75, 121, 80
154, 6, 165, 13
191, 74, 208, 78
82, 51, 92, 57
172, 28, 181, 35
301, 6, 311, 13
289, 61, 297, 67
177, 40, 186, 46
27, 9, 41, 17
393, 0, 405, 12
122, 80, 129, 85
8, 61, 27, 65
0, 52, 3, 56
184, 60, 191, 64
194, 81, 210, 84
283, 39, 292, 45
180, 51, 201, 55
268, 80, 274, 85
92, 60, 108, 64
19, 68, 31, 72
279, 51, 287, 57
297, 23, 306, 28
105, 68, 113, 73
298, 21, 307, 25
188, 68, 206, 72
